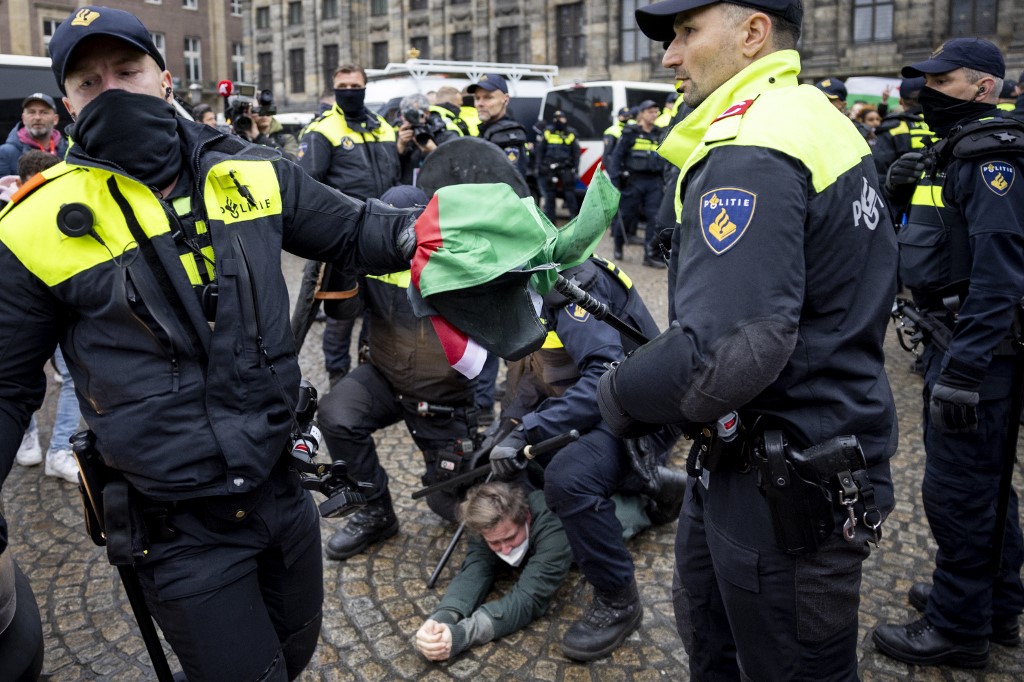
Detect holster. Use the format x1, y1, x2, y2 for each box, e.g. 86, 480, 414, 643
752, 431, 877, 555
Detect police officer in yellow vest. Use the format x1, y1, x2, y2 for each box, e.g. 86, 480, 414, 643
0, 7, 416, 679
602, 107, 633, 164
599, 0, 898, 677
873, 77, 937, 184
607, 100, 666, 267
432, 86, 472, 137
299, 63, 402, 385
535, 110, 581, 222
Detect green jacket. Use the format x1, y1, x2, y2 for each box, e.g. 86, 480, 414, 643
430, 490, 571, 657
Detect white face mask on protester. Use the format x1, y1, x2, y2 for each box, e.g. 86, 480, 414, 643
496, 522, 530, 567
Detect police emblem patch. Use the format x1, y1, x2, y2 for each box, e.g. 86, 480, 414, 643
297, 142, 306, 160
699, 188, 756, 255
981, 161, 1014, 196
506, 149, 519, 164
341, 137, 355, 151
565, 303, 590, 322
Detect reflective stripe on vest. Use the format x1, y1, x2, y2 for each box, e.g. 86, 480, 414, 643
544, 130, 576, 145
366, 270, 412, 288
170, 195, 215, 285
304, 110, 396, 146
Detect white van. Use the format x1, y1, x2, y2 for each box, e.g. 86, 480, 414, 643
365, 59, 558, 128
540, 80, 677, 188
0, 54, 68, 136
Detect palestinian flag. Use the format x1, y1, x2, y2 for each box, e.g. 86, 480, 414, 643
410, 172, 619, 377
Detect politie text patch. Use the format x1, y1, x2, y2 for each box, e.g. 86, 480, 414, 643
981, 161, 1015, 196
699, 188, 756, 255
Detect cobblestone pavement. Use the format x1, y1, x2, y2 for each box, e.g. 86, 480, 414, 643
4, 233, 1023, 681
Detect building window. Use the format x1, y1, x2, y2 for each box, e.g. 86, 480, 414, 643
949, 0, 997, 35
372, 41, 389, 69
145, 0, 162, 4
853, 0, 894, 42
232, 42, 245, 82
256, 6, 271, 28
258, 51, 273, 92
288, 1, 303, 25
42, 18, 61, 52
151, 32, 167, 64
289, 48, 305, 93
322, 0, 339, 19
451, 31, 472, 61
450, 0, 469, 5
371, 0, 388, 16
184, 37, 202, 82
556, 3, 585, 67
183, 0, 198, 9
322, 44, 339, 91
621, 0, 650, 62
410, 36, 430, 59
230, 0, 243, 16
496, 26, 519, 63
410, 0, 428, 9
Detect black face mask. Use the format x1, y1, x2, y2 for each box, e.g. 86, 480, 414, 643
73, 89, 181, 190
554, 120, 567, 131
918, 85, 996, 138
334, 88, 366, 114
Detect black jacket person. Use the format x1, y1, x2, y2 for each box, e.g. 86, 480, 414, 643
0, 7, 415, 680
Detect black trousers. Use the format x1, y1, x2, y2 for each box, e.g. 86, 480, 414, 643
134, 469, 323, 681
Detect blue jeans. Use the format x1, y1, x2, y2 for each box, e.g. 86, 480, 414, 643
48, 349, 82, 454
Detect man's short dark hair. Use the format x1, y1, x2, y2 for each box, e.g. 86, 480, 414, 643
333, 64, 367, 85
17, 150, 60, 184
722, 1, 801, 49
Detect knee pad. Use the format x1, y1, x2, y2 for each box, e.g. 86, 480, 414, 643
281, 610, 322, 680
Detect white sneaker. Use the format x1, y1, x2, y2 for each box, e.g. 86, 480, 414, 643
45, 449, 79, 484
16, 427, 42, 466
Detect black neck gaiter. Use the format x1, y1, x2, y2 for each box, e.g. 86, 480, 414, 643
918, 86, 996, 138
73, 89, 182, 190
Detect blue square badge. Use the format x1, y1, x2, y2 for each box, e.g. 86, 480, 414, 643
699, 188, 757, 255
980, 161, 1014, 196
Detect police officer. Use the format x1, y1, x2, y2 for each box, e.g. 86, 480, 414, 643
299, 63, 401, 386
317, 185, 478, 559
815, 76, 848, 113
602, 106, 632, 163
872, 77, 936, 182
470, 74, 531, 181
872, 39, 1024, 668
608, 100, 665, 267
0, 7, 416, 680
535, 110, 581, 222
431, 86, 472, 137
598, 0, 898, 678
488, 255, 684, 662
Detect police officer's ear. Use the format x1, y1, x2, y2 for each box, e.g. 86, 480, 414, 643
739, 11, 774, 58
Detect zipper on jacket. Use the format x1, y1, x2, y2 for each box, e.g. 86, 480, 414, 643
124, 273, 181, 392
234, 233, 270, 366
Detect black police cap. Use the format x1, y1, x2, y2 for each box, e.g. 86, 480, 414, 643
902, 38, 1005, 79
49, 6, 166, 93
636, 0, 803, 43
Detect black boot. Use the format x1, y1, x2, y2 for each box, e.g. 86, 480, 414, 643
872, 617, 989, 668
325, 491, 399, 561
908, 582, 1021, 647
561, 581, 643, 661
646, 466, 688, 525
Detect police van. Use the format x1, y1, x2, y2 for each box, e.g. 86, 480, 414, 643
365, 59, 558, 129
540, 80, 677, 190
0, 54, 68, 138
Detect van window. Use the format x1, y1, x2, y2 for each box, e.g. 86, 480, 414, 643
625, 87, 677, 112
542, 85, 613, 138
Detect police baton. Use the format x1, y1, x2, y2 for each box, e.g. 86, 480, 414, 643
990, 297, 1024, 574
554, 275, 650, 345
425, 429, 579, 588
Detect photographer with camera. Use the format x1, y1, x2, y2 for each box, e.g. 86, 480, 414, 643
535, 110, 580, 223
395, 93, 459, 185
0, 8, 418, 680
226, 89, 299, 162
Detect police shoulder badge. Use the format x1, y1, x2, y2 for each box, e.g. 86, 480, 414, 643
564, 303, 590, 322
980, 160, 1014, 196
699, 188, 756, 255
341, 136, 355, 151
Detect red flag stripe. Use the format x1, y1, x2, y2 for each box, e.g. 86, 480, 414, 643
410, 194, 442, 290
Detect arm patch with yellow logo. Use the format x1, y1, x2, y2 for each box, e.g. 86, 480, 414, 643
699, 188, 756, 255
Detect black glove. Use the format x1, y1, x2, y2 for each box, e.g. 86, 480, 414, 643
885, 152, 932, 191
597, 364, 660, 438
624, 435, 661, 494
489, 424, 529, 479
929, 360, 983, 433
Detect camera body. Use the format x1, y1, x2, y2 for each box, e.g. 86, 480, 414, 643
287, 380, 372, 518
224, 82, 276, 137
402, 107, 446, 146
